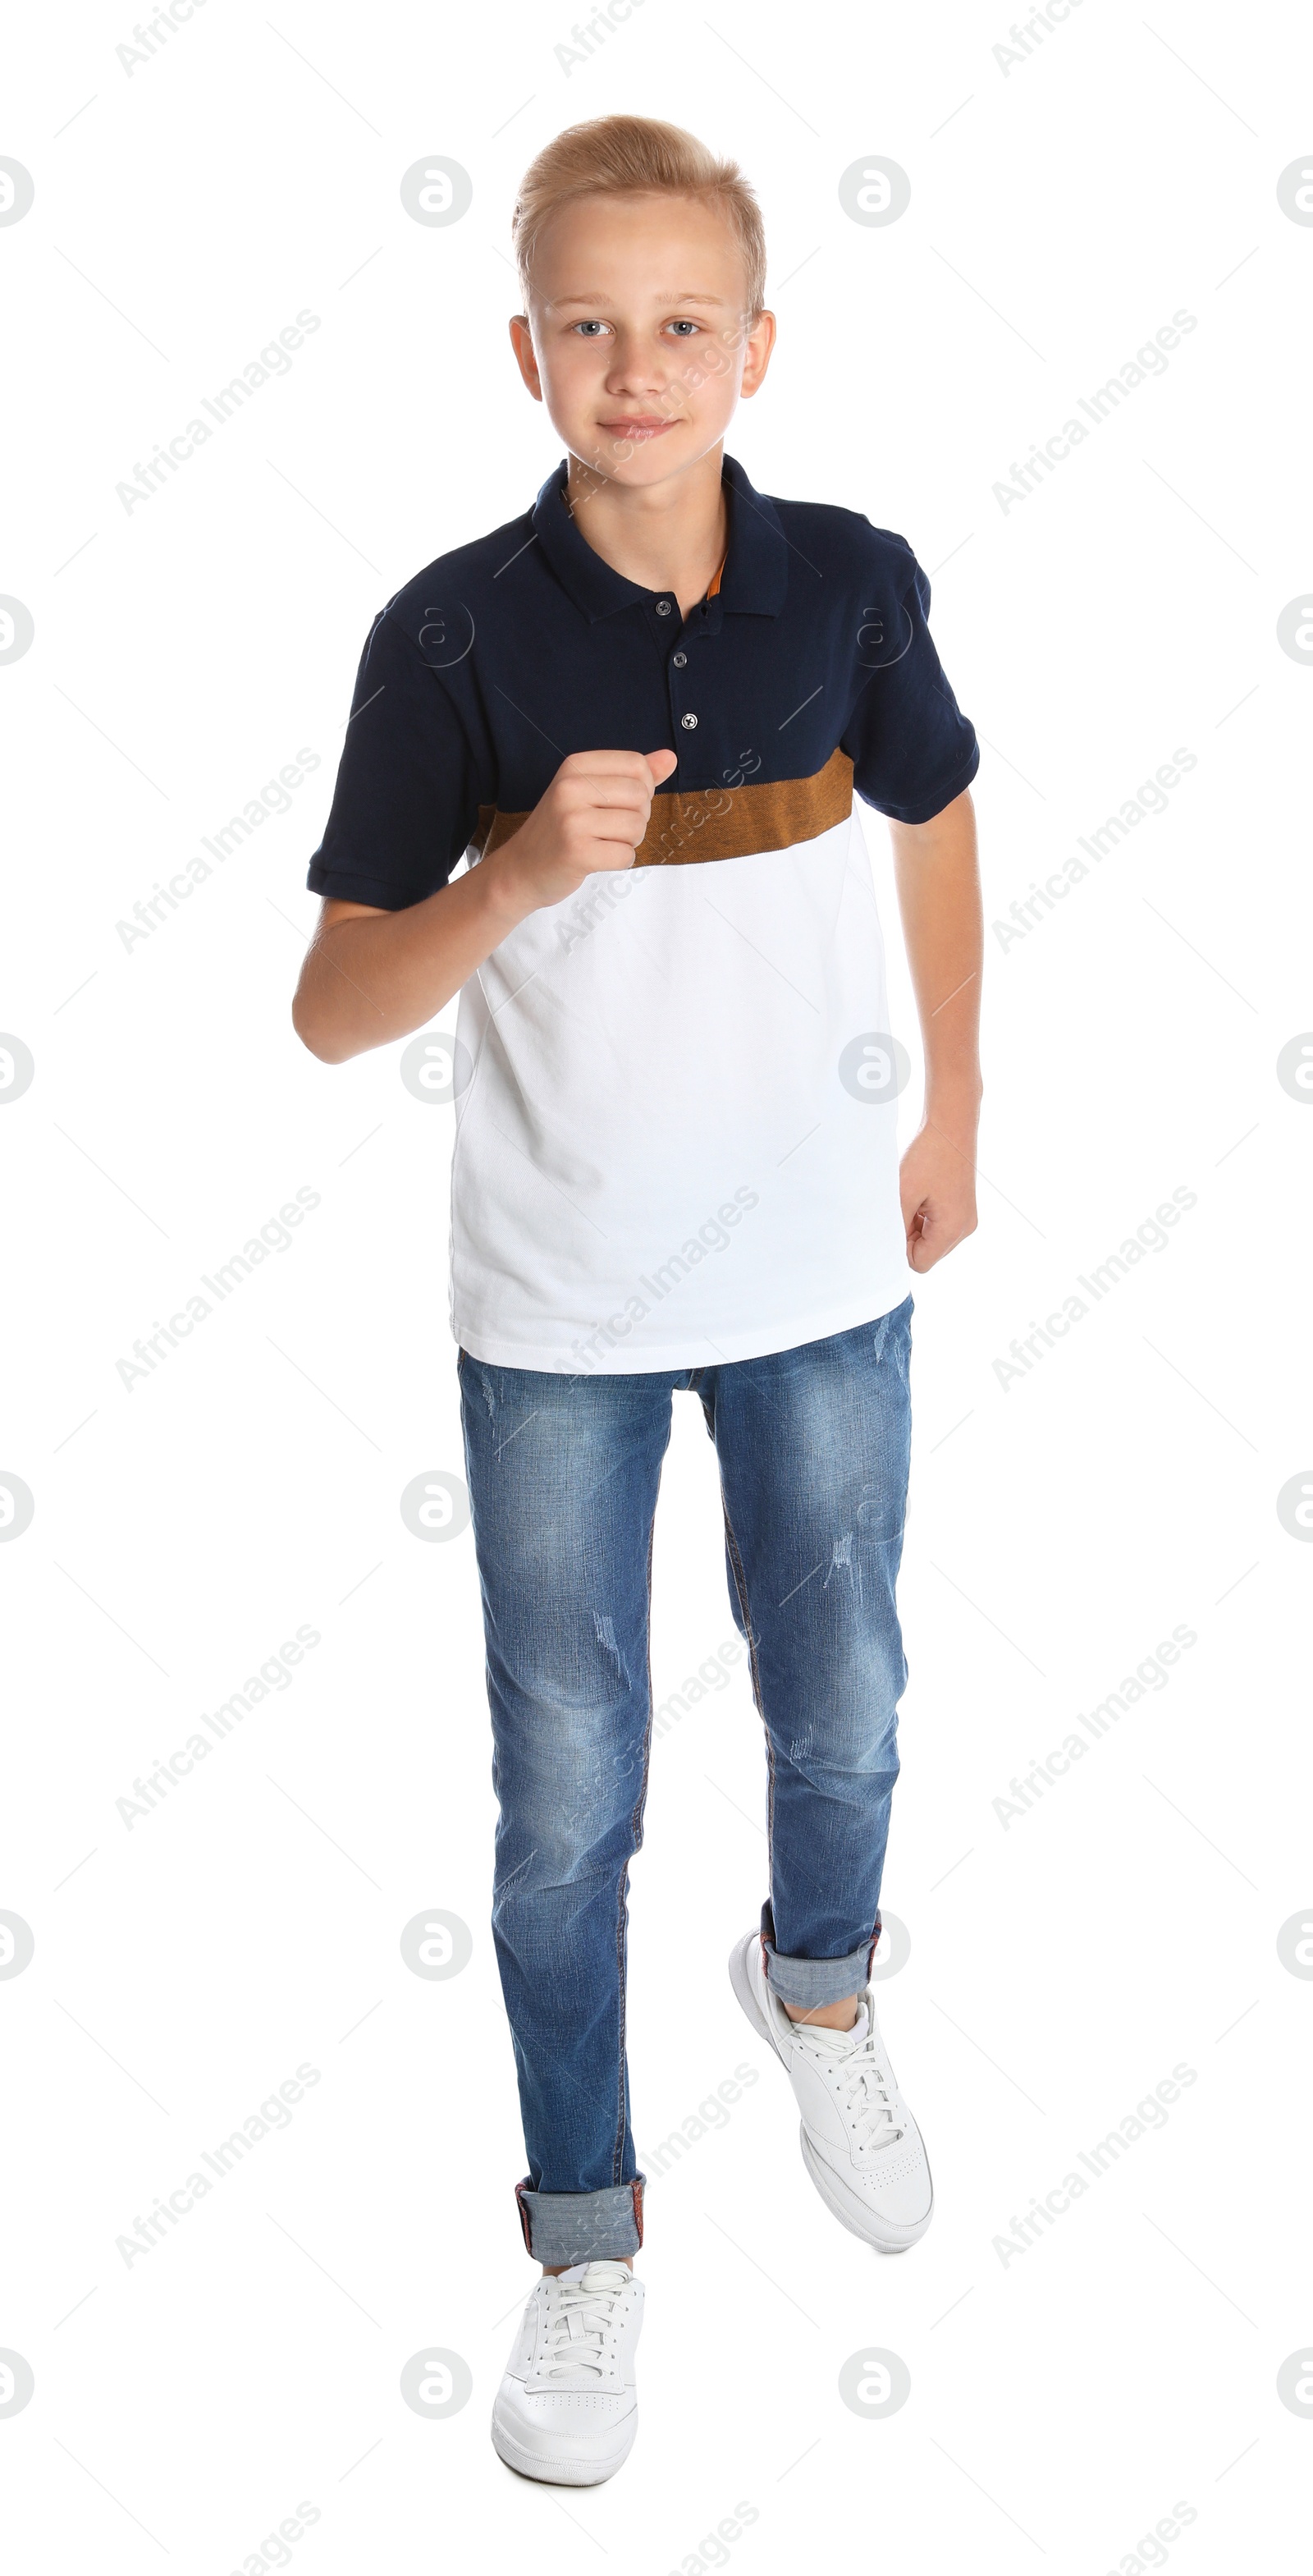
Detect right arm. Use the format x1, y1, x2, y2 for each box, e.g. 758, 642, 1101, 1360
292, 746, 676, 1064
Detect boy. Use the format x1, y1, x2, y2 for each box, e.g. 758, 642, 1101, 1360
294, 115, 982, 2487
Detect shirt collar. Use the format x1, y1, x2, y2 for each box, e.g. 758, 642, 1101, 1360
528, 451, 789, 623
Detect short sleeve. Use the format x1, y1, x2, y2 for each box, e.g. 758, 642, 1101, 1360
307, 607, 484, 910
842, 549, 979, 825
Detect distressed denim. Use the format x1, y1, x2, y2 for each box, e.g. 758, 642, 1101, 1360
458, 1297, 913, 2264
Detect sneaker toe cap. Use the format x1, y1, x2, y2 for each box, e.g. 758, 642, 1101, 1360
498, 2378, 633, 2460
858, 2141, 933, 2228
813, 2128, 933, 2230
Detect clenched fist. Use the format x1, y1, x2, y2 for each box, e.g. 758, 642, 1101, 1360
492, 748, 679, 913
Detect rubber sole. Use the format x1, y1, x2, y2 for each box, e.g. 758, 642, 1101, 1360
491, 2401, 637, 2486
727, 1929, 934, 2255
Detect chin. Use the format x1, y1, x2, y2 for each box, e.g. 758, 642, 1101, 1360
610, 451, 682, 481
593, 441, 701, 485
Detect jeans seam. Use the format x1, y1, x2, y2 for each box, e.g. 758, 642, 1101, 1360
721, 1493, 775, 1917
612, 1870, 627, 2189
612, 1497, 659, 2187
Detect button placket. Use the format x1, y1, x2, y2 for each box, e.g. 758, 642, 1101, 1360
666, 602, 706, 755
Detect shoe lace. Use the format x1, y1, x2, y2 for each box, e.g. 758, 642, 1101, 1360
538, 2262, 631, 2381
832, 2019, 906, 2152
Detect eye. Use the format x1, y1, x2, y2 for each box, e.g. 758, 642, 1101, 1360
666, 319, 701, 337
572, 319, 611, 337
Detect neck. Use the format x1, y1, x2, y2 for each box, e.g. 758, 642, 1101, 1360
564, 443, 728, 619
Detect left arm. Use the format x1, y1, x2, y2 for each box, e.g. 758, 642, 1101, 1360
888, 786, 983, 1272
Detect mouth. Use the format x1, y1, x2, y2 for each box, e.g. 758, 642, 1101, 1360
597, 418, 680, 442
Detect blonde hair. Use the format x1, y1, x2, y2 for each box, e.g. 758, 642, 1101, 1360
512, 115, 766, 320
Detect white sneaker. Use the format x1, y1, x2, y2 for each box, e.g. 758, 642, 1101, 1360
729, 1927, 933, 2252
491, 2260, 643, 2485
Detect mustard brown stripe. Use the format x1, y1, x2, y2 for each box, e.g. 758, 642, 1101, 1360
471, 747, 854, 872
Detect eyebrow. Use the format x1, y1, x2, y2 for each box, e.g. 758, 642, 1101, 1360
547, 290, 729, 310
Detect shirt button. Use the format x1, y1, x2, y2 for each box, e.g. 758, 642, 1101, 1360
672, 650, 687, 667
655, 598, 672, 616
680, 712, 698, 730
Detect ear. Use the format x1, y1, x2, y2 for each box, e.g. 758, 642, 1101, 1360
509, 314, 543, 401
739, 308, 777, 401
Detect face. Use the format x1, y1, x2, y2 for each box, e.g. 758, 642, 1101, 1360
510, 190, 775, 488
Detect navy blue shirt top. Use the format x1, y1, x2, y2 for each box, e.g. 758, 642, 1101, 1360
308, 451, 979, 909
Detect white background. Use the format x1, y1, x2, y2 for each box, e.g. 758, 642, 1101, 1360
2, 0, 1311, 2567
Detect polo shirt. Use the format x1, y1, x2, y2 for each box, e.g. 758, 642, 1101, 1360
307, 453, 979, 1373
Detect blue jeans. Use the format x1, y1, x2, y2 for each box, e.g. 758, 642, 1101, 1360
458, 1297, 913, 2264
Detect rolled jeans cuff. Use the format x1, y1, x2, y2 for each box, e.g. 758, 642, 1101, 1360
759, 1898, 880, 2008
515, 2176, 645, 2265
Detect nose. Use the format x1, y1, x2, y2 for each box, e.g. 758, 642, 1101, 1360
602, 330, 672, 401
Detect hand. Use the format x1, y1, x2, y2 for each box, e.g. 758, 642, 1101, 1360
491, 747, 679, 914
899, 1116, 979, 1272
